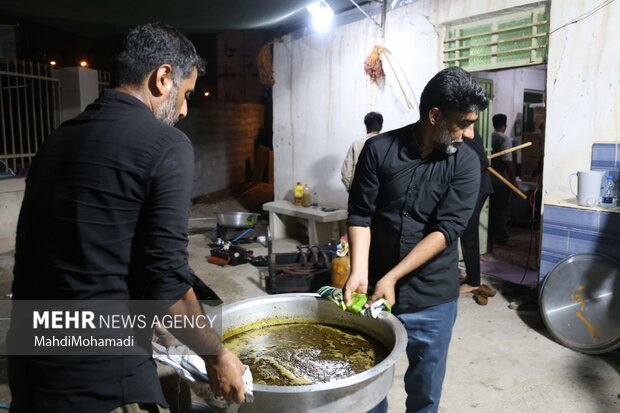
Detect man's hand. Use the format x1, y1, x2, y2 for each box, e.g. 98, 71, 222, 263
369, 275, 396, 306
346, 226, 372, 306
166, 288, 245, 403
204, 346, 246, 404
343, 271, 368, 306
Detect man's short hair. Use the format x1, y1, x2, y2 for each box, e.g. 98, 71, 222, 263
113, 23, 205, 88
492, 114, 508, 129
419, 67, 488, 118
364, 112, 383, 133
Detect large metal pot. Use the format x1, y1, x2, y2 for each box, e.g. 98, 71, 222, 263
215, 293, 407, 413
216, 212, 259, 228
539, 253, 620, 354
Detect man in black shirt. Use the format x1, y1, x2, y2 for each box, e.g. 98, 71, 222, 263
9, 23, 245, 412
460, 128, 494, 294
345, 67, 488, 413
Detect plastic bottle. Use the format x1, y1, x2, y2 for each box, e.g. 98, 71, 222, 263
312, 192, 319, 208
302, 184, 312, 207
600, 174, 616, 208
330, 239, 350, 288
294, 182, 303, 206
331, 256, 350, 288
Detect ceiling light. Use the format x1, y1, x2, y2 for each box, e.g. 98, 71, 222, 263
307, 1, 334, 32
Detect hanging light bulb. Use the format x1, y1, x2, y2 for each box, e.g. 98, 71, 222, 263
306, 1, 334, 32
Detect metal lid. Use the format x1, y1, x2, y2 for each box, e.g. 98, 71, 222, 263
539, 253, 620, 354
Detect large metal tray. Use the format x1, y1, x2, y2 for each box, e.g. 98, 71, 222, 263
539, 253, 620, 354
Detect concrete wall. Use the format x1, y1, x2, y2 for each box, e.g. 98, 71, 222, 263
54, 67, 99, 122
217, 31, 266, 103
0, 178, 24, 253
178, 102, 265, 198
544, 0, 620, 203
274, 1, 436, 208
0, 103, 264, 252
273, 0, 620, 209
273, 0, 544, 209
475, 67, 547, 142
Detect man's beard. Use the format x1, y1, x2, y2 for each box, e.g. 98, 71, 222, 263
154, 86, 179, 126
433, 122, 462, 155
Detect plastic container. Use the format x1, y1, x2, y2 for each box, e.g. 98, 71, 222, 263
294, 182, 303, 206
302, 184, 312, 207
600, 174, 616, 209
312, 192, 319, 208
330, 255, 350, 289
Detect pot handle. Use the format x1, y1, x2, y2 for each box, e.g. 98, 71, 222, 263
568, 173, 578, 196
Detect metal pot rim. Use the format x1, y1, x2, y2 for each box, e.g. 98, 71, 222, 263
219, 293, 407, 393
214, 211, 259, 216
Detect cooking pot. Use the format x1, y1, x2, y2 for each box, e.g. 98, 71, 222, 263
216, 212, 259, 228
211, 293, 407, 413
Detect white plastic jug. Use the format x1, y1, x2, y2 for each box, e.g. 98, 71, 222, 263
569, 170, 606, 206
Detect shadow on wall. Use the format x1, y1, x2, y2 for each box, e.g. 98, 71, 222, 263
307, 154, 348, 209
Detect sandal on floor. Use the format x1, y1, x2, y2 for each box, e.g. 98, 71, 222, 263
477, 284, 496, 297
473, 290, 488, 305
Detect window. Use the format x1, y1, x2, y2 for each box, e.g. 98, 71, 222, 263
443, 4, 549, 72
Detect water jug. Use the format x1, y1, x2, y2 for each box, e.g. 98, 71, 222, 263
568, 170, 606, 206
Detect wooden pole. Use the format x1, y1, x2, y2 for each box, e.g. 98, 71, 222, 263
487, 166, 527, 200
487, 141, 532, 160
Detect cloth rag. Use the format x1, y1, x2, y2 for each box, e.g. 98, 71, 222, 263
152, 340, 254, 409
317, 286, 391, 318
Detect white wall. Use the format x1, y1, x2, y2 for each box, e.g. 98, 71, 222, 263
544, 0, 620, 203
474, 67, 547, 143
273, 0, 620, 208
274, 1, 438, 208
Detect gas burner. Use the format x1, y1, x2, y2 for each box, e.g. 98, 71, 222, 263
265, 245, 333, 294
209, 245, 253, 266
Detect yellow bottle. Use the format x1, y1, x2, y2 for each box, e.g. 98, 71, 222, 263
294, 182, 303, 206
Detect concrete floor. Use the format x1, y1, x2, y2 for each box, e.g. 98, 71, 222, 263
1, 229, 619, 412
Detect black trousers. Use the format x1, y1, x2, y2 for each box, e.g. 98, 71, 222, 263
489, 184, 512, 243
460, 192, 489, 287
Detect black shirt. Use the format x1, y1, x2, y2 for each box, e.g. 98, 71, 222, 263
10, 89, 195, 412
465, 129, 493, 196
347, 122, 480, 311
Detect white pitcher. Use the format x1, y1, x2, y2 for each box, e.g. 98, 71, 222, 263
569, 170, 607, 206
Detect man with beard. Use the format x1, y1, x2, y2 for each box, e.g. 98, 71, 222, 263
345, 67, 488, 413
9, 23, 245, 412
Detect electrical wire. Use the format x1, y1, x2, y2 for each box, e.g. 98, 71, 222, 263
548, 0, 616, 36
518, 185, 541, 287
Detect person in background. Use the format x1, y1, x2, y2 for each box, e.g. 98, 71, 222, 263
345, 67, 488, 413
489, 113, 516, 245
8, 23, 245, 412
459, 128, 496, 302
341, 111, 383, 192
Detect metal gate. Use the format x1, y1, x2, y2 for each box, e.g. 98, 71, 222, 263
0, 59, 61, 176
